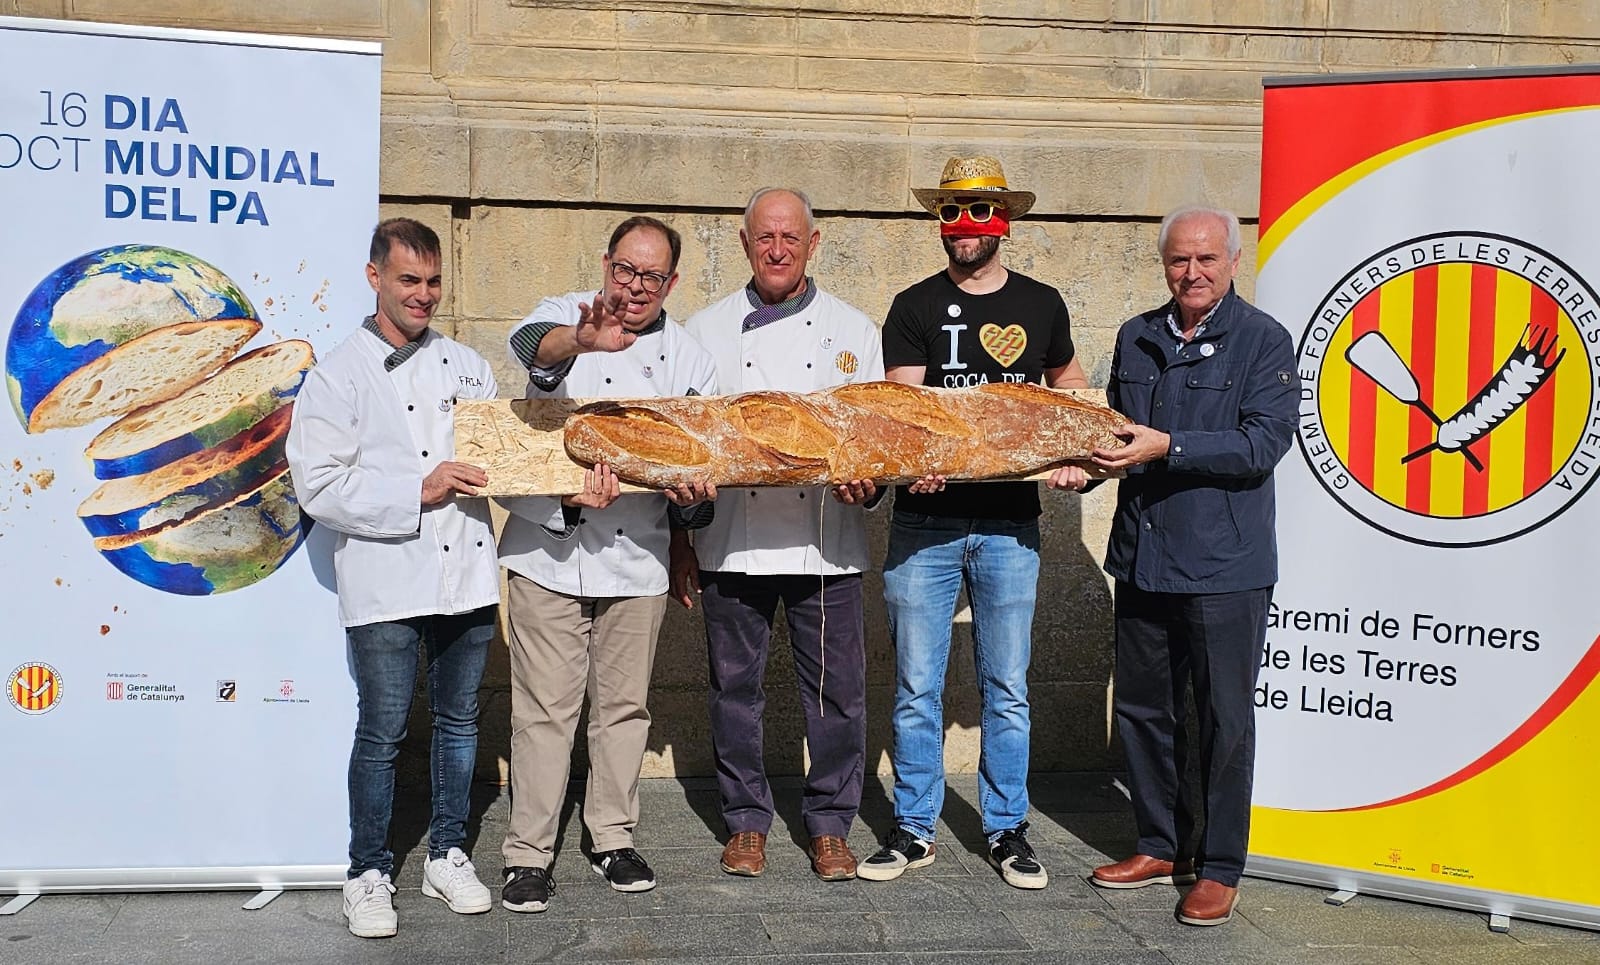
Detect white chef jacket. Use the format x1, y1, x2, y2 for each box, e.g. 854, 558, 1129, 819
497, 293, 719, 597
287, 325, 500, 627
684, 284, 885, 576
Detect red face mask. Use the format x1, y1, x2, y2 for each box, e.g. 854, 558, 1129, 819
938, 201, 1010, 238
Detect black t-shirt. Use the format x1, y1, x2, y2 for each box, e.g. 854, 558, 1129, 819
881, 270, 1076, 520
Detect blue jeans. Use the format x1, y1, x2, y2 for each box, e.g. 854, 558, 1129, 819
882, 513, 1040, 842
346, 606, 495, 877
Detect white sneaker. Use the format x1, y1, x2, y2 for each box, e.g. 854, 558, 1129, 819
342, 869, 397, 939
422, 847, 492, 914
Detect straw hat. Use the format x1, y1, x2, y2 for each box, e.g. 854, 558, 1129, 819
911, 155, 1036, 219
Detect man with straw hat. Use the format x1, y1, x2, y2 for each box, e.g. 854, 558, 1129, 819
857, 155, 1089, 890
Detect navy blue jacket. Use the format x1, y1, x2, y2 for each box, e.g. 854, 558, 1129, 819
1103, 287, 1299, 593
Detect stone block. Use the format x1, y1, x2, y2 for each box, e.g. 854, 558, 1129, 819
594, 124, 905, 212
1321, 35, 1504, 71
470, 122, 597, 202
1325, 0, 1512, 36
796, 14, 975, 55
1508, 6, 1600, 41
68, 0, 386, 35
975, 21, 1146, 62
1144, 0, 1330, 29
380, 116, 471, 197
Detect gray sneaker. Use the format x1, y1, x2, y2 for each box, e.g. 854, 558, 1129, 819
858, 827, 936, 881
988, 823, 1048, 890
342, 869, 397, 939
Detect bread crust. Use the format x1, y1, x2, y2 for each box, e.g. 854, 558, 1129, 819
563, 381, 1122, 488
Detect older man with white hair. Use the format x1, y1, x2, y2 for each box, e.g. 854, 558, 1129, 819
1087, 205, 1298, 926
672, 186, 884, 883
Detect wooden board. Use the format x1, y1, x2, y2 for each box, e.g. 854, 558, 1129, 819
454, 389, 1117, 497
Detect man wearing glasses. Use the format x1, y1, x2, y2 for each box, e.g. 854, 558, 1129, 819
859, 156, 1088, 890
498, 215, 718, 913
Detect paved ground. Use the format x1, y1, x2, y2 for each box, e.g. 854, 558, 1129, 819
3, 773, 1595, 964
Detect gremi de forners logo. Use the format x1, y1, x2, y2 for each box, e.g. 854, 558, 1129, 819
1297, 231, 1600, 547
8, 662, 63, 714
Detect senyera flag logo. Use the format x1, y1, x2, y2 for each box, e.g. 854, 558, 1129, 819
1297, 231, 1600, 547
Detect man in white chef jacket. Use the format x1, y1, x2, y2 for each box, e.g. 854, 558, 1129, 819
287, 218, 500, 939
672, 188, 885, 882
496, 216, 718, 912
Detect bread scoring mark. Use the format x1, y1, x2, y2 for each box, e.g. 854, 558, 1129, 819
725, 393, 832, 465
830, 382, 973, 439
570, 405, 711, 469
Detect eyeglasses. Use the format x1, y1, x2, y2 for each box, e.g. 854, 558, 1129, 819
937, 200, 1005, 224
610, 260, 671, 294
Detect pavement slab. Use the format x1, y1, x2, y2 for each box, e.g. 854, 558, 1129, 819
1, 772, 1592, 964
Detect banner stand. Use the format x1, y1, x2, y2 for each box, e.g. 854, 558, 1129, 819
1249, 856, 1600, 934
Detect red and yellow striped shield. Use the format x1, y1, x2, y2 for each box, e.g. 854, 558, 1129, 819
8, 662, 62, 714
1319, 261, 1585, 518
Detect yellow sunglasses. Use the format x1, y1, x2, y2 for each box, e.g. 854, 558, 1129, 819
937, 200, 1005, 224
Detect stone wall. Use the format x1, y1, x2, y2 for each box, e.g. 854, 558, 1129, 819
14, 0, 1598, 779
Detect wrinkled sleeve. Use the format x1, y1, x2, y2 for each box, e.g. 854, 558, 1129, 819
1165, 321, 1299, 479
507, 296, 578, 391
287, 365, 422, 538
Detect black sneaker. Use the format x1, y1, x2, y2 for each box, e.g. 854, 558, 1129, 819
501, 866, 554, 912
988, 823, 1048, 890
857, 827, 936, 882
590, 848, 657, 893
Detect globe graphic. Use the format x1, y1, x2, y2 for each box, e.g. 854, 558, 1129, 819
6, 243, 308, 596
6, 244, 256, 431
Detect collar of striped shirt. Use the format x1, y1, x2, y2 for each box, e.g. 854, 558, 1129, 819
362, 314, 427, 371
741, 277, 818, 333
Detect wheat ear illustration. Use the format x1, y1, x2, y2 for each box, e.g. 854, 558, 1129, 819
1402, 325, 1565, 468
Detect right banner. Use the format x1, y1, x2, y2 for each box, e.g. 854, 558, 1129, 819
1250, 66, 1600, 928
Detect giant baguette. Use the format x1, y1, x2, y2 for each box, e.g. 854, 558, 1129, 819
562, 380, 1124, 488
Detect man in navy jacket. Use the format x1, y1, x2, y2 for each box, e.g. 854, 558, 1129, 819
1087, 205, 1299, 927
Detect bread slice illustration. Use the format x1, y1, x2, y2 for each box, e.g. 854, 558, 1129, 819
91, 467, 306, 596
86, 339, 313, 480
7, 244, 260, 432
77, 404, 293, 539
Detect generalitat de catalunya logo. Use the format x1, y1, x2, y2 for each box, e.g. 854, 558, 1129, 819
1297, 231, 1600, 547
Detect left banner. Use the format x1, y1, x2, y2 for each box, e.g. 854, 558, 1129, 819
0, 17, 379, 891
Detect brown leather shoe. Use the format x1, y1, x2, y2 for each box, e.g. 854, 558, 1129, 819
807, 835, 858, 881
720, 831, 767, 877
1177, 878, 1240, 926
1091, 854, 1198, 889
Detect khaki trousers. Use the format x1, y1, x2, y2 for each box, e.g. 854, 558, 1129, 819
501, 572, 667, 869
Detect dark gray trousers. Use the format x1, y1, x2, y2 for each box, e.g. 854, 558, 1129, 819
1113, 582, 1271, 887
701, 570, 867, 840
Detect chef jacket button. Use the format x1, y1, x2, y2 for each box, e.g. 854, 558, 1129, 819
746, 362, 753, 367
798, 491, 806, 499
421, 450, 429, 457
806, 363, 812, 368
476, 541, 483, 547
660, 354, 666, 361
750, 491, 758, 497
1155, 401, 1163, 408
443, 358, 449, 364
605, 378, 613, 384
407, 404, 414, 411
444, 544, 451, 551
1143, 522, 1151, 531
616, 528, 624, 536
806, 320, 812, 325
